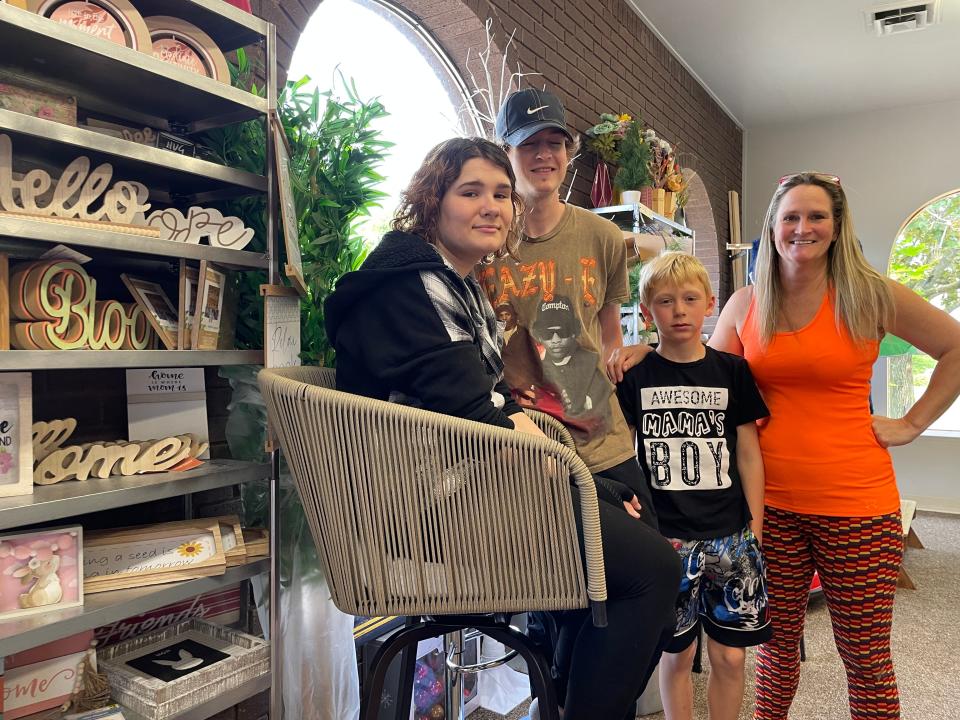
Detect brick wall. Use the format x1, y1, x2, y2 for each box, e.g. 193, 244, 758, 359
253, 0, 742, 299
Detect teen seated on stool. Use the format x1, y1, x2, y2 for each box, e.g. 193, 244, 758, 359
615, 253, 771, 720
324, 137, 680, 720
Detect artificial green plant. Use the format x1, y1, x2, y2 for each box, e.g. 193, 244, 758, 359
199, 50, 391, 581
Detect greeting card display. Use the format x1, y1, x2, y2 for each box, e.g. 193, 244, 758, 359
0, 525, 82, 621
121, 274, 179, 350
99, 619, 269, 720
0, 372, 32, 497
8, 260, 155, 350
143, 16, 229, 84
28, 0, 152, 50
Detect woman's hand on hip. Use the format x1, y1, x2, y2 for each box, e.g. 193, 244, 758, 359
871, 415, 923, 448
623, 495, 642, 519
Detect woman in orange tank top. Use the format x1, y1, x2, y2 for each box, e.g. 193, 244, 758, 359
709, 173, 960, 719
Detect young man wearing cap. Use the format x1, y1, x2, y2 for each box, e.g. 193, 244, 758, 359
479, 88, 656, 526
479, 88, 676, 720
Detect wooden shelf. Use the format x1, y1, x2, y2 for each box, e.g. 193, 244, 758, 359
0, 350, 263, 371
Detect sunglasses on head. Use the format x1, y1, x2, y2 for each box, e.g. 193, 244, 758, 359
778, 172, 841, 186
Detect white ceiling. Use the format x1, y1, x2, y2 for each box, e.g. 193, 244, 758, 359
628, 0, 960, 129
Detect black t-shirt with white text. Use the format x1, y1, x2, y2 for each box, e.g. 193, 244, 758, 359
617, 347, 769, 539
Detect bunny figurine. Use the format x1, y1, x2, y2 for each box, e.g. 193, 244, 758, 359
14, 555, 64, 608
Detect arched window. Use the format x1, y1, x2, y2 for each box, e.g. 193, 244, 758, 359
887, 189, 960, 434
289, 0, 479, 245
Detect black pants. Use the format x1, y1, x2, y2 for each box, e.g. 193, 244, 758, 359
532, 475, 679, 720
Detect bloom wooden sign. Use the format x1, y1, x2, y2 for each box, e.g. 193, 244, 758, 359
9, 260, 154, 350
83, 519, 226, 594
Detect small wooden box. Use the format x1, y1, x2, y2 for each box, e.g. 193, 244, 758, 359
0, 81, 77, 126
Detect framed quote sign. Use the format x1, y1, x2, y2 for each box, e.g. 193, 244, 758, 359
121, 274, 179, 350
0, 372, 33, 498
83, 518, 226, 594
29, 0, 153, 51
270, 112, 307, 297
260, 284, 300, 369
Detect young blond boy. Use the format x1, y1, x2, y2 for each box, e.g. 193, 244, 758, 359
616, 252, 770, 720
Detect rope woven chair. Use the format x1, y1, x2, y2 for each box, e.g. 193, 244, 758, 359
258, 366, 608, 720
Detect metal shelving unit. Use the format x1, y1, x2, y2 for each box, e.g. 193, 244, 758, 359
591, 201, 695, 243
0, 559, 269, 656
0, 4, 267, 131
0, 2, 280, 717
0, 459, 269, 530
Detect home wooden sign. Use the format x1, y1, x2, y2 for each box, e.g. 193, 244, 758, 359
9, 260, 155, 350
83, 518, 226, 594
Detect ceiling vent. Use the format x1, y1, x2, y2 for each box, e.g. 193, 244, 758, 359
865, 1, 942, 36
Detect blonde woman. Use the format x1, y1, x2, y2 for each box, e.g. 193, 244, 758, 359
709, 173, 960, 719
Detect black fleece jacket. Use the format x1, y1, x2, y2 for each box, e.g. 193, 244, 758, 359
325, 231, 522, 428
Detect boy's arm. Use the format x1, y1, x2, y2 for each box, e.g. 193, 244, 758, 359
736, 421, 765, 543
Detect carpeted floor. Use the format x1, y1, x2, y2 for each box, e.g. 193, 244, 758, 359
472, 511, 959, 719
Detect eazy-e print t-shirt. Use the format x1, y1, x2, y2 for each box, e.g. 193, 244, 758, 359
617, 347, 769, 539
479, 204, 635, 474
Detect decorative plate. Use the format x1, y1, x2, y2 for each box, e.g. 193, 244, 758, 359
143, 16, 230, 84
29, 0, 152, 51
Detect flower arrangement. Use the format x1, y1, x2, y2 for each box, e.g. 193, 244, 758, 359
642, 128, 688, 194
585, 112, 633, 165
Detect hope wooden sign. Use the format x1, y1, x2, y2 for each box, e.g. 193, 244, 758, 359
145, 207, 254, 250
9, 260, 155, 350
0, 134, 150, 225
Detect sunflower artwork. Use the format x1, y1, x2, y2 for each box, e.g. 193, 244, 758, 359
83, 519, 227, 593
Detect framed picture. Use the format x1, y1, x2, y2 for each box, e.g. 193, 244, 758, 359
143, 16, 230, 84
29, 0, 153, 51
213, 515, 246, 567
0, 525, 83, 621
0, 371, 32, 498
84, 518, 226, 594
99, 619, 269, 719
177, 261, 199, 350
270, 112, 307, 297
190, 261, 225, 350
121, 274, 179, 350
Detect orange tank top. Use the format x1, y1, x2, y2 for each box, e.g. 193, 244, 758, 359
740, 291, 898, 517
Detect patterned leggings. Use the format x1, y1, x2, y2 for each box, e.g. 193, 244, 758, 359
754, 506, 904, 719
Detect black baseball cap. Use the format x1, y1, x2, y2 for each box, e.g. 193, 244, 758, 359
495, 88, 574, 147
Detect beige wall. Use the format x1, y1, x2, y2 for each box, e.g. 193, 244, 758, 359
742, 98, 960, 511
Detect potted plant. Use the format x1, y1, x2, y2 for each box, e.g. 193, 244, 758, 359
585, 112, 632, 207
613, 121, 652, 206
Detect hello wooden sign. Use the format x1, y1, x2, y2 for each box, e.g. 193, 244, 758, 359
9, 260, 155, 350
0, 134, 150, 224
